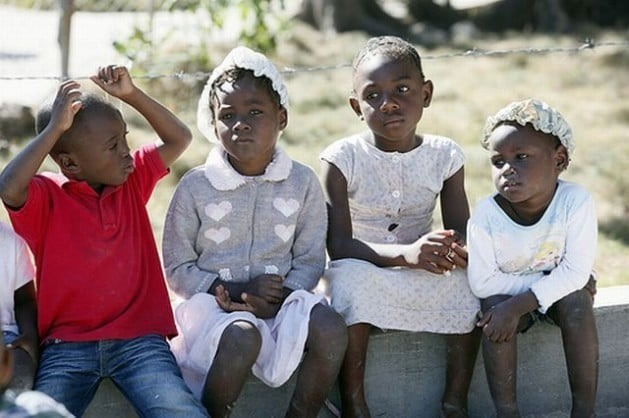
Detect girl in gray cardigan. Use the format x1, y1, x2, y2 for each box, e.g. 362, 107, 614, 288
163, 47, 347, 417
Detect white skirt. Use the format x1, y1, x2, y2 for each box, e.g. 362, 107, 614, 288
169, 290, 325, 398
322, 258, 480, 334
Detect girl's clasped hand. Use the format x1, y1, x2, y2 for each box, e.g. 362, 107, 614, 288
215, 274, 284, 319
403, 229, 467, 274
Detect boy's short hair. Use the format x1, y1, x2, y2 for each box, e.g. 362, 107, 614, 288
352, 35, 425, 79
36, 93, 123, 156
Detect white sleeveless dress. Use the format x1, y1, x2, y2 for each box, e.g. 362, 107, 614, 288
320, 133, 480, 333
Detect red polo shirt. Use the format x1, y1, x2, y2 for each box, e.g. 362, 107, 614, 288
7, 144, 177, 342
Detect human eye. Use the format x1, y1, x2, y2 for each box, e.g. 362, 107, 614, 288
218, 112, 232, 121
365, 91, 379, 100
516, 153, 528, 160
397, 85, 410, 93
250, 108, 262, 116
491, 157, 505, 168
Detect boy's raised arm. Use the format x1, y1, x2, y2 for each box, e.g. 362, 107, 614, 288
0, 80, 82, 208
90, 65, 192, 168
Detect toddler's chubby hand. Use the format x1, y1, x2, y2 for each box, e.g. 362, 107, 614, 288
476, 303, 520, 343
48, 79, 83, 134
90, 65, 135, 98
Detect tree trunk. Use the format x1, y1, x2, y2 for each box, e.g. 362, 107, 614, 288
58, 0, 74, 79
298, 0, 410, 37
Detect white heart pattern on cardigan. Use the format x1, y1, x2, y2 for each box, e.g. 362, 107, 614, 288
205, 227, 231, 244
273, 198, 300, 218
274, 224, 295, 243
205, 201, 232, 221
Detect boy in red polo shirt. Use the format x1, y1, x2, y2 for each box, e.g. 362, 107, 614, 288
0, 65, 207, 417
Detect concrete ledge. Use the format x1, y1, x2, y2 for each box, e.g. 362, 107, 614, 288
84, 286, 629, 418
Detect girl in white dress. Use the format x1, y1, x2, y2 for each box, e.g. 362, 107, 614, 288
467, 99, 598, 417
320, 36, 480, 418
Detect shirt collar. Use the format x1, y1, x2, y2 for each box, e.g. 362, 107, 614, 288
46, 172, 118, 197
203, 146, 292, 191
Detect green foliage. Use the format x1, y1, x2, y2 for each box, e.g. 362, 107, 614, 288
166, 0, 287, 52
111, 0, 288, 104
4, 0, 159, 11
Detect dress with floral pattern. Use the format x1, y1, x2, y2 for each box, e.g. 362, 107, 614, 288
320, 133, 479, 333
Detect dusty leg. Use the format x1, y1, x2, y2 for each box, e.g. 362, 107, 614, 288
551, 289, 598, 418
441, 327, 481, 417
335, 322, 371, 418
9, 347, 36, 390
201, 321, 261, 418
287, 304, 348, 418
481, 296, 521, 418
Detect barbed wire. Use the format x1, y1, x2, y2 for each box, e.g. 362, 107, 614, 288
0, 38, 627, 82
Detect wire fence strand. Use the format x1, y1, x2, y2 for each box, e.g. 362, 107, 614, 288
0, 39, 627, 82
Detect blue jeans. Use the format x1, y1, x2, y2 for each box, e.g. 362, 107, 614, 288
35, 334, 208, 417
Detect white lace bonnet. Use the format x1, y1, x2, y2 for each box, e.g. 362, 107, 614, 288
481, 99, 575, 157
196, 46, 289, 143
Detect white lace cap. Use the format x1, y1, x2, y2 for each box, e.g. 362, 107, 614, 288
482, 99, 574, 157
197, 46, 289, 143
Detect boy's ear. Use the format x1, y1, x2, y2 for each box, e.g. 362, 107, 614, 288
56, 152, 81, 174
422, 79, 434, 108
349, 97, 362, 120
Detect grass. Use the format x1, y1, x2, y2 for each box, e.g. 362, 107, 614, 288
1, 22, 628, 288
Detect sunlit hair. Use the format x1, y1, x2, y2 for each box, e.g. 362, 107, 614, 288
208, 68, 281, 122
352, 36, 425, 79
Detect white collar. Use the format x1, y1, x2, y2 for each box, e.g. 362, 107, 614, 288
203, 146, 293, 190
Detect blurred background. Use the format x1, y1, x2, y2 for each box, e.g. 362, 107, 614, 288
1, 0, 627, 287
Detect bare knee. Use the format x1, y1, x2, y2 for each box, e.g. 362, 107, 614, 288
307, 305, 348, 360
554, 289, 595, 331
218, 321, 262, 364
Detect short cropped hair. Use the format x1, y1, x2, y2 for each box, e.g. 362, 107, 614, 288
352, 36, 425, 78
36, 93, 123, 155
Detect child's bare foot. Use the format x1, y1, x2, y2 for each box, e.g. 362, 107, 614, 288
440, 402, 468, 418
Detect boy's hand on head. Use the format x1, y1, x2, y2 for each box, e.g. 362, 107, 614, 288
246, 274, 284, 304
50, 80, 83, 134
90, 65, 135, 99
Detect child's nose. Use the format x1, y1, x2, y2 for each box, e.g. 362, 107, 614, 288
379, 94, 399, 112
502, 163, 516, 176
233, 118, 251, 131
120, 140, 131, 156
